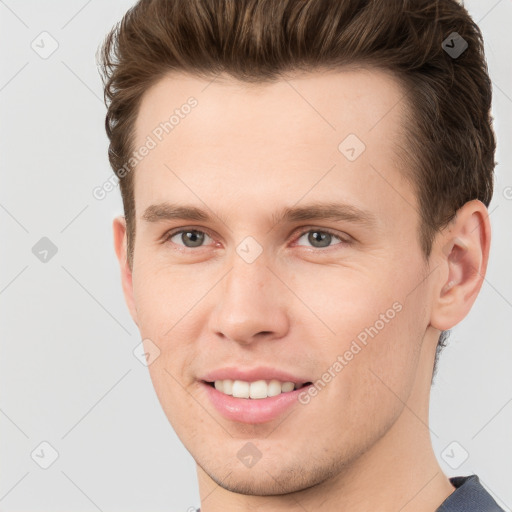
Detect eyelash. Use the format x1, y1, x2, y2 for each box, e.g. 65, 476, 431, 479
163, 226, 351, 250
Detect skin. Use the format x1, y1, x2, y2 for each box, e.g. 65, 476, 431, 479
113, 68, 491, 512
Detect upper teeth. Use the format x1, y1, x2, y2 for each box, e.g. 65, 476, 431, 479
214, 379, 299, 399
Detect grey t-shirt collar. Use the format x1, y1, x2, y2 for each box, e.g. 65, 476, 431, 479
436, 474, 505, 512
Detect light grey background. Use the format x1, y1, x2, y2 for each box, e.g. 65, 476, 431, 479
0, 1, 511, 511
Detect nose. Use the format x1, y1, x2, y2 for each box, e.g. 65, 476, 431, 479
208, 254, 290, 346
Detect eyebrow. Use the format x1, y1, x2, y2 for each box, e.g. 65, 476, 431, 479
141, 201, 377, 228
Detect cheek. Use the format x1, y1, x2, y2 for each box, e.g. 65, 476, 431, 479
145, 361, 198, 440
132, 263, 200, 429
290, 261, 425, 405
130, 265, 200, 398
286, 262, 401, 345
131, 262, 205, 337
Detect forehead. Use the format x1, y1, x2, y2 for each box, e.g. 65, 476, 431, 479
131, 67, 415, 225
134, 66, 408, 147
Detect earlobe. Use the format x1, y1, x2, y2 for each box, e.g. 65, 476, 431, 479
430, 200, 491, 331
113, 216, 138, 326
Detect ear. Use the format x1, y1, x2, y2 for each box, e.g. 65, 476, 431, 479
113, 215, 138, 326
430, 199, 492, 331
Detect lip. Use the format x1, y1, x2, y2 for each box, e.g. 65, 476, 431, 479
200, 380, 312, 424
200, 366, 311, 385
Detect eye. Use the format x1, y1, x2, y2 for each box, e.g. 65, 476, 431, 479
294, 228, 349, 249
163, 227, 350, 251
165, 229, 214, 248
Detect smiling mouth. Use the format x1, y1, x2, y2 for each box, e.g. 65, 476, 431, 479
203, 379, 313, 399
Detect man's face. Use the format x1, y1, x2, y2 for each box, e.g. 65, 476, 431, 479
122, 68, 437, 494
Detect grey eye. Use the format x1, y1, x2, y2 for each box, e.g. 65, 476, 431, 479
170, 230, 211, 247
296, 230, 342, 248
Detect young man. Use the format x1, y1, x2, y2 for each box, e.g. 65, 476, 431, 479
99, 0, 503, 510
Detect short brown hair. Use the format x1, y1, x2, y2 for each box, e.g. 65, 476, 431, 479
98, 0, 496, 376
